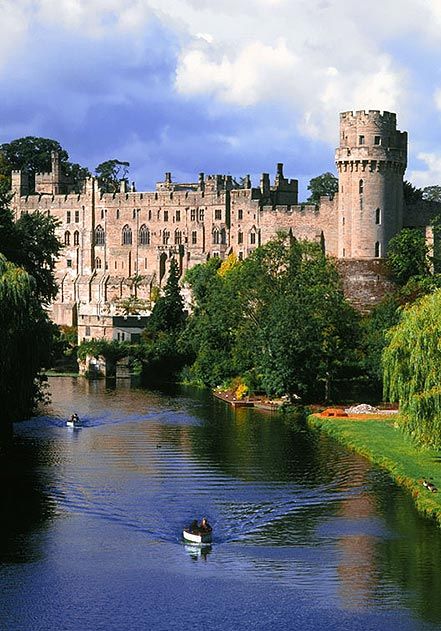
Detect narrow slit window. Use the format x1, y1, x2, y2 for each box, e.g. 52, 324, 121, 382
375, 208, 381, 225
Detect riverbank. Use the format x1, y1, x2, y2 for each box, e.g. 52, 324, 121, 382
308, 412, 441, 526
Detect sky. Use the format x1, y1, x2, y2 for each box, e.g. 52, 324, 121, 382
1, 0, 441, 200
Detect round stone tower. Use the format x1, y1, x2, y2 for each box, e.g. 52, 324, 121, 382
335, 110, 407, 259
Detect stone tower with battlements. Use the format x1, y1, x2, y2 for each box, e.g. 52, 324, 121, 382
335, 110, 407, 259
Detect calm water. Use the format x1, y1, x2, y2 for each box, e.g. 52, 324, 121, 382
1, 377, 441, 630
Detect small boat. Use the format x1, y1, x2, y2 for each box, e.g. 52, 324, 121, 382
67, 415, 81, 428
182, 529, 212, 544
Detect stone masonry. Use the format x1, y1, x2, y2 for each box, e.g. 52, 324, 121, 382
9, 110, 439, 339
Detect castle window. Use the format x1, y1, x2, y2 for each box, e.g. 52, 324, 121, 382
238, 251, 243, 261
139, 224, 150, 245
73, 230, 80, 246
375, 208, 381, 224
250, 232, 256, 245
95, 257, 102, 269
191, 209, 196, 221
164, 210, 169, 222
163, 230, 170, 245
66, 211, 71, 223
360, 197, 363, 210
144, 258, 147, 269
342, 248, 346, 257
213, 252, 219, 258
133, 209, 136, 219
101, 209, 105, 219
64, 231, 70, 245
192, 231, 197, 245
359, 135, 365, 145
85, 326, 90, 336
359, 179, 364, 195
75, 210, 80, 223
342, 217, 345, 225
176, 210, 181, 222
238, 209, 243, 220
238, 231, 243, 245
116, 209, 120, 219
215, 209, 222, 220
213, 230, 220, 245
220, 228, 226, 245
122, 225, 132, 245
95, 225, 105, 246
175, 230, 182, 245
374, 136, 381, 145
115, 261, 117, 270
199, 209, 205, 221
375, 241, 381, 257
67, 259, 72, 267
148, 210, 152, 220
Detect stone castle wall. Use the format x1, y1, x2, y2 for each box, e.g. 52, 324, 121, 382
11, 110, 441, 335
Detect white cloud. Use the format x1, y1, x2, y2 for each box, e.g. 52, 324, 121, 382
410, 152, 441, 187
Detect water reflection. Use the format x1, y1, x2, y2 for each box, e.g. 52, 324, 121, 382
0, 437, 56, 563
2, 377, 440, 631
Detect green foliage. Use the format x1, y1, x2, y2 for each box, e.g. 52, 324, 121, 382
0, 136, 90, 192
387, 228, 430, 285
403, 180, 423, 205
135, 332, 190, 384
306, 172, 338, 204
183, 236, 359, 400
0, 254, 54, 425
95, 159, 130, 193
77, 339, 132, 363
383, 289, 441, 447
423, 185, 441, 203
147, 259, 186, 334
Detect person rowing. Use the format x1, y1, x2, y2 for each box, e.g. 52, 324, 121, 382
199, 517, 212, 533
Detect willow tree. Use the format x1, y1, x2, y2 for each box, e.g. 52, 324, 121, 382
0, 255, 53, 429
383, 289, 441, 446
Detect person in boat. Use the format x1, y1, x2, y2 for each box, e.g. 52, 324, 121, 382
71, 413, 80, 425
190, 519, 199, 534
199, 517, 212, 533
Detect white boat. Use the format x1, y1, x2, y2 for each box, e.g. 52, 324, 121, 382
182, 529, 212, 544
66, 419, 81, 428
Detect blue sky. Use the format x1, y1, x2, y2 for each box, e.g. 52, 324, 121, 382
1, 0, 441, 200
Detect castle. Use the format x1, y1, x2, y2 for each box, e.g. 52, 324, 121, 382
10, 110, 438, 342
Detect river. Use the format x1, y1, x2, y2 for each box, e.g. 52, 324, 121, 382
1, 377, 441, 630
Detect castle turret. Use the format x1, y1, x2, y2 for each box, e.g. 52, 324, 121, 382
336, 110, 407, 259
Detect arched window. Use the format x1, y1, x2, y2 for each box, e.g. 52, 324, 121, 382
139, 224, 150, 245
73, 230, 79, 246
213, 230, 220, 245
163, 230, 170, 245
122, 225, 132, 245
375, 208, 381, 225
175, 230, 182, 245
249, 231, 256, 245
95, 225, 105, 246
220, 228, 226, 245
359, 179, 364, 195
375, 241, 381, 257
64, 231, 70, 245
95, 257, 102, 269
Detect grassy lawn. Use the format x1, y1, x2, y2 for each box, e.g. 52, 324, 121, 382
308, 413, 441, 526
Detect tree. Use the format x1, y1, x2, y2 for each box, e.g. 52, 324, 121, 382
386, 228, 430, 285
422, 185, 441, 203
0, 136, 90, 192
306, 172, 338, 204
146, 259, 186, 334
383, 289, 441, 447
95, 159, 130, 193
403, 180, 423, 205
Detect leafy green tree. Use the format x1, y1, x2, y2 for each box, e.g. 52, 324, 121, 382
306, 172, 338, 204
95, 159, 130, 193
422, 185, 441, 203
387, 228, 430, 285
383, 289, 441, 446
403, 180, 423, 205
0, 136, 90, 192
147, 259, 186, 334
0, 254, 54, 429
